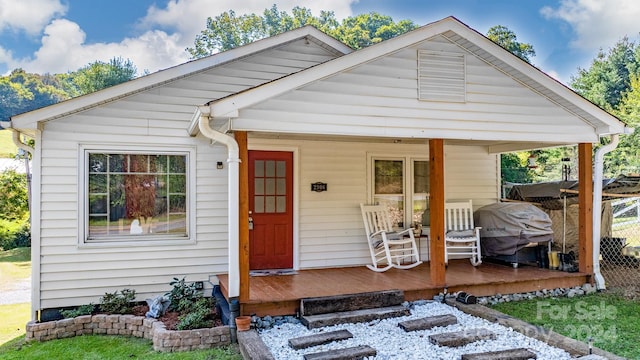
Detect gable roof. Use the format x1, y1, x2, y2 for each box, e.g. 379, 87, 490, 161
200, 17, 627, 144
9, 26, 352, 134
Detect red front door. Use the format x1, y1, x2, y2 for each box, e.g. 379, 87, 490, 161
248, 151, 294, 270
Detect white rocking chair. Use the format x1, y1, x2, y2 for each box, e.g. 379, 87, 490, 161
360, 204, 422, 272
445, 200, 482, 266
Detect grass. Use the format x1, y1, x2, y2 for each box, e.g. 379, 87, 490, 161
0, 335, 242, 360
491, 292, 640, 359
0, 131, 18, 158
0, 247, 31, 288
0, 304, 30, 346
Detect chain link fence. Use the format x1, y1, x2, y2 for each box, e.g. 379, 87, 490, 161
602, 196, 640, 296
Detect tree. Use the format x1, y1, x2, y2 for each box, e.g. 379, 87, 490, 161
486, 25, 535, 63
570, 37, 640, 110
0, 169, 29, 221
59, 57, 139, 97
187, 5, 417, 58
606, 73, 640, 175
0, 69, 67, 121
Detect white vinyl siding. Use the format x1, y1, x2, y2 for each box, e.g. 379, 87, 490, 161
36, 39, 342, 309
250, 138, 499, 268
231, 35, 594, 143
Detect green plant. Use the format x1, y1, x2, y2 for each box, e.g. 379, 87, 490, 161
0, 219, 30, 251
176, 297, 213, 330
165, 277, 201, 312
99, 288, 136, 314
60, 304, 95, 318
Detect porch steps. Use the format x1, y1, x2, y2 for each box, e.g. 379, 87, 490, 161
299, 289, 409, 329
461, 348, 537, 360
302, 345, 377, 360
301, 289, 405, 315
288, 330, 354, 350
301, 305, 410, 329
397, 314, 458, 332
429, 328, 497, 347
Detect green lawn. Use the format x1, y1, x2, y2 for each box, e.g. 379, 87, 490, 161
491, 292, 640, 359
0, 335, 242, 360
0, 248, 31, 347
0, 131, 17, 158
0, 247, 31, 288
0, 304, 30, 346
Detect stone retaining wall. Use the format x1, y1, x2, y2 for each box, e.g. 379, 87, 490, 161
25, 314, 230, 352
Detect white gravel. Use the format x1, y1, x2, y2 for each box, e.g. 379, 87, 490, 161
259, 301, 572, 360
0, 279, 30, 305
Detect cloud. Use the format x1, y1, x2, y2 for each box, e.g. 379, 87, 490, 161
541, 0, 640, 51
5, 19, 189, 74
0, 0, 66, 35
2, 0, 357, 75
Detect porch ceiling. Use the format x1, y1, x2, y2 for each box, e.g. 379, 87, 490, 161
231, 131, 568, 154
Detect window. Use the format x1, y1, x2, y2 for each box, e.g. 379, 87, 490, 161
85, 151, 189, 242
371, 157, 429, 228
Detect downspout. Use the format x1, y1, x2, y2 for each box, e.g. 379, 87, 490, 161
197, 106, 241, 339
592, 131, 629, 290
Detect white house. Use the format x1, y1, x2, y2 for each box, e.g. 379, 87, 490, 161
5, 17, 628, 320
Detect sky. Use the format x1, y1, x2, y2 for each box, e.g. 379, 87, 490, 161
1, 0, 640, 85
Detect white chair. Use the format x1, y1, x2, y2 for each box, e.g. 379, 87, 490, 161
360, 204, 422, 272
445, 200, 482, 266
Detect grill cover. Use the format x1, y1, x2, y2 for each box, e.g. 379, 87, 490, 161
474, 202, 553, 257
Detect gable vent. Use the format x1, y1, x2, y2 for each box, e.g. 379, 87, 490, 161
418, 51, 466, 102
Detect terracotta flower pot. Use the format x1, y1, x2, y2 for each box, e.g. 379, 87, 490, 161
235, 315, 251, 331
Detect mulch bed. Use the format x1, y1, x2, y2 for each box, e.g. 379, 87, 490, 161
131, 304, 222, 330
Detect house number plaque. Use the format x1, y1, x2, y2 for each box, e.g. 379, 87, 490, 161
311, 182, 328, 192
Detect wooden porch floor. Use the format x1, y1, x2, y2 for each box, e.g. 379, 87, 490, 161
218, 260, 588, 316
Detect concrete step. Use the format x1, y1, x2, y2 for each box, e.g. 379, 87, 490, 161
461, 348, 537, 360
397, 314, 458, 332
288, 329, 354, 350
303, 345, 377, 360
301, 305, 410, 329
429, 328, 496, 347
300, 290, 404, 316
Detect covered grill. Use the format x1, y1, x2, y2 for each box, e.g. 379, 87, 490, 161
474, 202, 553, 258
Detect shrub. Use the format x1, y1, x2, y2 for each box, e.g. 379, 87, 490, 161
166, 277, 201, 312
60, 303, 95, 318
0, 169, 29, 221
176, 297, 214, 330
100, 288, 136, 314
0, 218, 30, 250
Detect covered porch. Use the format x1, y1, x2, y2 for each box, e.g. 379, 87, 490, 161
218, 260, 589, 316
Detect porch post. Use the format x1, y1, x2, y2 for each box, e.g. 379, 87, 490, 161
578, 143, 594, 275
235, 131, 250, 303
429, 139, 446, 286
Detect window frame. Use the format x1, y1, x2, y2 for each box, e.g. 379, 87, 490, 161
368, 153, 429, 228
78, 144, 196, 247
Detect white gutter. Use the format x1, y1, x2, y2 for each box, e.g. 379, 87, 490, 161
197, 106, 241, 299
10, 128, 35, 155
592, 129, 632, 290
